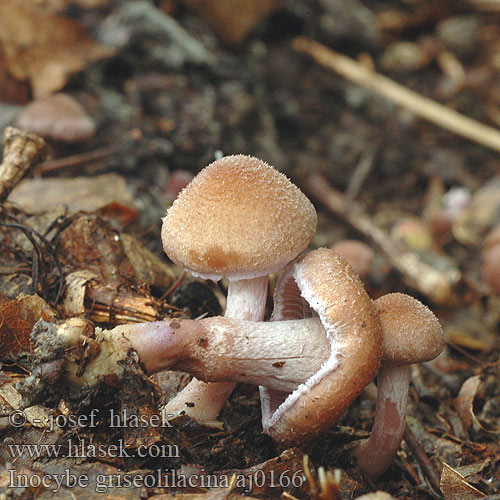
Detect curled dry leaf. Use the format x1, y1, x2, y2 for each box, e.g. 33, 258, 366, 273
0, 0, 113, 99
455, 375, 485, 436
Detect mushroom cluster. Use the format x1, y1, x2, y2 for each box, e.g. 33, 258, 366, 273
28, 154, 444, 479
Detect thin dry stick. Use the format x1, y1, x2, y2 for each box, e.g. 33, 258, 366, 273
293, 37, 500, 154
403, 425, 441, 494
304, 173, 462, 306
0, 127, 48, 203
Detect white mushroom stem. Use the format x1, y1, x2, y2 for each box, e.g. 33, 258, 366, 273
38, 315, 328, 392
225, 276, 269, 319
162, 276, 268, 422
354, 364, 411, 478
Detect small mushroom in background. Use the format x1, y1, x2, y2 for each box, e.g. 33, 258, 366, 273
481, 225, 500, 294
261, 247, 382, 445
160, 154, 317, 423
15, 92, 96, 144
354, 293, 444, 478
164, 169, 194, 200
331, 239, 375, 280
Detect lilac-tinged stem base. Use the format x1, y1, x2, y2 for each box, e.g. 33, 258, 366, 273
354, 364, 411, 478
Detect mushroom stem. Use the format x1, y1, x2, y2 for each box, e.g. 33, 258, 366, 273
33, 315, 328, 392
353, 292, 444, 477
225, 276, 269, 320
163, 276, 268, 422
354, 364, 411, 478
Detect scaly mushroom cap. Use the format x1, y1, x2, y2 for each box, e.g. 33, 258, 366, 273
161, 155, 317, 281
262, 248, 383, 445
374, 293, 444, 366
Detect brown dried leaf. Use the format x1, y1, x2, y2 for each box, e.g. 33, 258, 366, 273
121, 233, 175, 289
9, 174, 138, 215
440, 462, 486, 500
219, 448, 309, 498
182, 0, 283, 45
0, 0, 113, 98
455, 375, 484, 435
0, 44, 30, 103
0, 292, 48, 356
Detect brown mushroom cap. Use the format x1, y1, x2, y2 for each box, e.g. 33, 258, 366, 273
262, 248, 382, 444
16, 93, 96, 143
161, 155, 317, 280
374, 293, 444, 366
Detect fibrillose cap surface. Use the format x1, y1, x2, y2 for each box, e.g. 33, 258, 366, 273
161, 155, 317, 280
375, 293, 444, 366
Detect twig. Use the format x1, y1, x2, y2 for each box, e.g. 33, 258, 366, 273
159, 270, 187, 301
293, 37, 500, 154
403, 424, 441, 494
0, 212, 65, 304
0, 127, 48, 203
303, 173, 462, 306
344, 146, 377, 205
36, 129, 142, 174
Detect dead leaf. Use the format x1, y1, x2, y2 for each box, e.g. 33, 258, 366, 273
121, 233, 175, 289
9, 174, 138, 215
440, 462, 486, 499
219, 448, 309, 498
0, 44, 30, 103
0, 0, 113, 98
455, 375, 490, 438
0, 292, 48, 356
0, 381, 53, 428
182, 0, 283, 45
